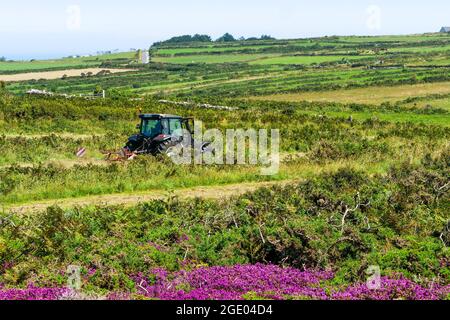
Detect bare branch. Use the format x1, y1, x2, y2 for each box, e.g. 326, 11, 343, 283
437, 182, 450, 192
339, 192, 371, 235
258, 223, 266, 244
440, 233, 447, 247
138, 280, 149, 294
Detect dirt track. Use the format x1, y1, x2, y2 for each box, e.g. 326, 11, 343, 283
7, 180, 298, 214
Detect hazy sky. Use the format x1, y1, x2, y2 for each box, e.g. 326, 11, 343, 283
1, 0, 449, 59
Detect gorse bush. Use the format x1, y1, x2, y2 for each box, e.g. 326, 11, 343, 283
0, 95, 138, 121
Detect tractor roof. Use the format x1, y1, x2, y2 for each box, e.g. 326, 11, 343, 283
139, 114, 183, 119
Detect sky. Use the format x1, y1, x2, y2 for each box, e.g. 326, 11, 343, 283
1, 0, 449, 60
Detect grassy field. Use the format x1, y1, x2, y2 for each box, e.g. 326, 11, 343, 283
0, 52, 135, 73
251, 82, 450, 104
152, 53, 275, 64
1, 95, 448, 203
155, 44, 276, 55
154, 54, 372, 66
249, 55, 369, 65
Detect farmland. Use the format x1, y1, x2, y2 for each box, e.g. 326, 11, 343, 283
0, 33, 449, 300
0, 52, 135, 73
0, 68, 133, 82
252, 82, 450, 105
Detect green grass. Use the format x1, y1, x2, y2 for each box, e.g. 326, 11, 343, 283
152, 54, 276, 64
155, 45, 276, 55
1, 94, 449, 205
338, 34, 450, 43
305, 110, 450, 126
0, 52, 135, 73
390, 45, 450, 54
250, 55, 370, 65
400, 96, 450, 111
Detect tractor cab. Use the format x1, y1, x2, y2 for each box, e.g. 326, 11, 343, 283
124, 114, 194, 155
138, 114, 191, 139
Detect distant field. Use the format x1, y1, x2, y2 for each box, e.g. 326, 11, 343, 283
0, 68, 134, 82
251, 82, 450, 105
401, 95, 450, 111
0, 52, 135, 73
152, 54, 275, 64
390, 44, 450, 54
152, 54, 369, 65
338, 34, 450, 43
250, 55, 370, 65
0, 59, 98, 72
4, 34, 450, 98
156, 45, 276, 55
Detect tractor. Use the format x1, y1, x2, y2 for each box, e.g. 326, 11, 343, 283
105, 114, 210, 161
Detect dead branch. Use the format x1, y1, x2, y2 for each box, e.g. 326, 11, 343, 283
434, 181, 450, 202
258, 223, 266, 244
138, 280, 149, 294
0, 214, 16, 228
439, 221, 449, 247
440, 233, 447, 247
436, 181, 450, 192
339, 192, 371, 235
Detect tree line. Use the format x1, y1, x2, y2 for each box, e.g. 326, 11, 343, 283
152, 33, 275, 46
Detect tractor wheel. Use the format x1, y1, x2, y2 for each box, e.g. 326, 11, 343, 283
157, 140, 180, 158
125, 141, 140, 153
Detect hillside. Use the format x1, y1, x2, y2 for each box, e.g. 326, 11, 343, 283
0, 33, 449, 300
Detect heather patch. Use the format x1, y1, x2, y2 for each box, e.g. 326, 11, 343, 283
1, 265, 448, 300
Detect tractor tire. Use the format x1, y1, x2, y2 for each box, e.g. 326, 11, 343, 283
125, 140, 142, 153
157, 140, 180, 158
125, 142, 135, 153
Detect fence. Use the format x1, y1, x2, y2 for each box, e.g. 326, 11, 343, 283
27, 89, 106, 100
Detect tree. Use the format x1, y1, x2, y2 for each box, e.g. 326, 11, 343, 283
152, 34, 212, 47
216, 33, 236, 42
260, 35, 275, 40
192, 34, 212, 42
0, 57, 6, 62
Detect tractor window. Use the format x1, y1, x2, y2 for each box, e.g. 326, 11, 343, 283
161, 119, 170, 135
141, 119, 162, 137
169, 119, 183, 137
